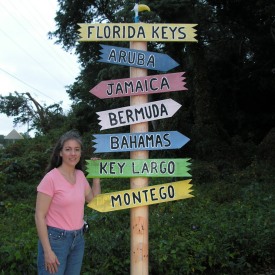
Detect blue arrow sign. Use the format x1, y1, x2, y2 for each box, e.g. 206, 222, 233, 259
98, 44, 179, 72
92, 131, 190, 153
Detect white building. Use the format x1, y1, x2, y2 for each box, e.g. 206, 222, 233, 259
4, 129, 24, 144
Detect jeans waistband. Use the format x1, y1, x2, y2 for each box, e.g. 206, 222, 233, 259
47, 225, 83, 237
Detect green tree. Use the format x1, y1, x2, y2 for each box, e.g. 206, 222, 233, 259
49, 0, 275, 164
0, 92, 66, 135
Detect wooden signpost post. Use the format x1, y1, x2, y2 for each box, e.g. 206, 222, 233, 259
129, 40, 149, 274
79, 3, 197, 274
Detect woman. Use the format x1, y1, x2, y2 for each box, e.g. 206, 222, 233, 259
35, 130, 101, 274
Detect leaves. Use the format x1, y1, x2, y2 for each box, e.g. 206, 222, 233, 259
0, 92, 66, 134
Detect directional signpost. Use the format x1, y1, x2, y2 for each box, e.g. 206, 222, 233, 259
96, 98, 182, 130
89, 72, 187, 99
79, 4, 197, 274
98, 44, 179, 72
92, 131, 190, 153
78, 23, 198, 42
86, 158, 191, 178
128, 40, 149, 275
87, 179, 193, 212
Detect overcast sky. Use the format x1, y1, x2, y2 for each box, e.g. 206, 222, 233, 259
0, 0, 80, 136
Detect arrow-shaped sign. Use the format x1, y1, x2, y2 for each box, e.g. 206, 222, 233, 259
78, 23, 198, 42
92, 131, 190, 153
97, 98, 181, 130
98, 44, 179, 72
87, 179, 193, 212
86, 158, 191, 178
90, 72, 186, 99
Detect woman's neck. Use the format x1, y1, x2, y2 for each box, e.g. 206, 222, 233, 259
58, 164, 75, 174
58, 165, 76, 184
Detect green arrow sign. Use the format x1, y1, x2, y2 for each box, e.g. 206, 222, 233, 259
86, 158, 191, 178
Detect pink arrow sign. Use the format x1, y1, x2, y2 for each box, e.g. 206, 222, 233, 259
90, 72, 187, 99
97, 98, 181, 130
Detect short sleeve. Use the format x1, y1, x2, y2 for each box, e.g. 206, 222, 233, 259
37, 172, 55, 197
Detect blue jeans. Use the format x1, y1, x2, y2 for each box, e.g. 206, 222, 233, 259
37, 226, 85, 275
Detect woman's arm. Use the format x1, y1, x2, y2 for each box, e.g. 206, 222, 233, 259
35, 192, 60, 273
85, 178, 101, 203
85, 158, 101, 203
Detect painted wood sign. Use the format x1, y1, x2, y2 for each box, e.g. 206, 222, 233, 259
98, 44, 179, 72
92, 131, 190, 153
87, 179, 193, 212
86, 158, 191, 178
90, 72, 187, 99
97, 98, 181, 130
78, 23, 198, 42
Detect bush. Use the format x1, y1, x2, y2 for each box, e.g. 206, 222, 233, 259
82, 210, 130, 274
0, 200, 37, 274
149, 181, 275, 274
0, 179, 274, 274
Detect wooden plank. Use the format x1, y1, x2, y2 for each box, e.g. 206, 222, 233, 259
98, 44, 179, 72
86, 158, 191, 178
78, 23, 198, 42
87, 179, 193, 212
90, 72, 187, 99
96, 98, 182, 130
92, 131, 190, 153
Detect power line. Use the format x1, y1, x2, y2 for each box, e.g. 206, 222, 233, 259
24, 0, 79, 75
0, 26, 67, 88
17, 0, 78, 75
0, 0, 76, 110
0, 1, 77, 79
0, 67, 56, 102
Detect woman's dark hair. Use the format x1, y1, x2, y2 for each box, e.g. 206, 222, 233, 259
45, 130, 84, 173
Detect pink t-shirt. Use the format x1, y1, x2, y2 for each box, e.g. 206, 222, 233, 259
37, 168, 90, 230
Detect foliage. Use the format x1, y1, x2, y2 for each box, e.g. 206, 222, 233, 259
0, 92, 66, 135
0, 200, 37, 274
1, 0, 274, 163
46, 0, 275, 163
0, 0, 275, 273
0, 129, 68, 200
0, 173, 274, 274
149, 180, 275, 274
83, 210, 130, 274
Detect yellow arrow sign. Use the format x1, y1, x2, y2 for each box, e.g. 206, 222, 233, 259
78, 23, 198, 42
87, 179, 193, 212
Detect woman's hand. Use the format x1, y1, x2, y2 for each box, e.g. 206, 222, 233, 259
90, 157, 101, 161
44, 249, 60, 274
90, 157, 101, 185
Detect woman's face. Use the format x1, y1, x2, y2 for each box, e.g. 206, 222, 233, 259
60, 139, 81, 167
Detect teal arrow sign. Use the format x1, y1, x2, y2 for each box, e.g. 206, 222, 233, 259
99, 44, 179, 72
92, 131, 190, 153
